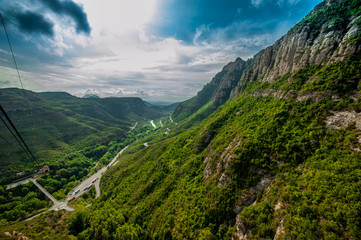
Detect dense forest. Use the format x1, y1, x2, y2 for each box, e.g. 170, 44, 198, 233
0, 0, 361, 239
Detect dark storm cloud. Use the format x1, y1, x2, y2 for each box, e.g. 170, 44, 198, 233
38, 0, 91, 35
12, 10, 54, 36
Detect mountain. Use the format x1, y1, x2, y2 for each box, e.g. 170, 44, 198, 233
172, 57, 251, 123
2, 0, 361, 239
144, 101, 180, 114
82, 94, 100, 99
76, 0, 360, 239
230, 0, 361, 98
172, 0, 361, 125
0, 88, 164, 182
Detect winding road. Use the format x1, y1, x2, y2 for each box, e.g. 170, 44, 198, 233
15, 122, 138, 222
68, 146, 129, 200
150, 120, 157, 128
169, 115, 177, 125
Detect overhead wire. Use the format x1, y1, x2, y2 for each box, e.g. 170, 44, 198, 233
0, 12, 40, 168
0, 105, 40, 167
0, 131, 13, 147
0, 114, 35, 164
0, 11, 38, 145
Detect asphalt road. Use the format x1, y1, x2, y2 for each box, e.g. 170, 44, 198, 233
67, 146, 129, 201
150, 120, 157, 128
169, 115, 177, 125
6, 177, 33, 189
32, 179, 74, 212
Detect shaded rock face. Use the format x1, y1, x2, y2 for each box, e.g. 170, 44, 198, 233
212, 58, 250, 106
172, 58, 250, 121
231, 0, 361, 97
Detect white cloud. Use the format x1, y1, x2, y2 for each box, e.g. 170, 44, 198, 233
251, 0, 264, 7
1, 0, 300, 102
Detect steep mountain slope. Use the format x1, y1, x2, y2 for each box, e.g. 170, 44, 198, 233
172, 58, 250, 123
231, 0, 361, 97
173, 0, 361, 125
0, 88, 163, 182
69, 0, 361, 239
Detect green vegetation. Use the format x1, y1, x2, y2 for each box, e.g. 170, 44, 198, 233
35, 123, 157, 200
294, 0, 361, 36
0, 210, 73, 239
0, 183, 51, 224
1, 1, 361, 239
0, 88, 166, 183
59, 62, 359, 239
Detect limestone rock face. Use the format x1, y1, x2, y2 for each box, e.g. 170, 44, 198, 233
172, 57, 250, 121
213, 58, 249, 106
231, 0, 361, 97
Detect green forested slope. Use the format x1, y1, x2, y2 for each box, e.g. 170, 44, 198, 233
0, 88, 163, 182
71, 56, 361, 239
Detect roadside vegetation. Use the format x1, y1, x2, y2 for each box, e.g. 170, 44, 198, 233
0, 183, 51, 224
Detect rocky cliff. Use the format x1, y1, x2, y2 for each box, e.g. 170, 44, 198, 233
173, 0, 361, 124
172, 57, 250, 122
231, 0, 361, 97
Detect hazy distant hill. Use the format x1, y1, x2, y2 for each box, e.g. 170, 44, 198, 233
0, 88, 164, 181
82, 94, 100, 99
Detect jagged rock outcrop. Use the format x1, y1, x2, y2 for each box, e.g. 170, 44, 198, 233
326, 111, 361, 131
231, 0, 361, 97
172, 58, 250, 121
174, 0, 361, 124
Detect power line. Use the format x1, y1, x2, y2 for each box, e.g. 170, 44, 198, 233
0, 12, 38, 143
0, 105, 39, 167
0, 114, 34, 163
0, 12, 25, 92
0, 132, 13, 147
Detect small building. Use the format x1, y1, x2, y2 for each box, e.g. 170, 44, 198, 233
40, 165, 50, 174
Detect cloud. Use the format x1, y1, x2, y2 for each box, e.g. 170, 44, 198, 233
37, 0, 91, 35
277, 0, 302, 6
0, 0, 323, 102
10, 10, 54, 36
252, 0, 302, 8
251, 0, 264, 7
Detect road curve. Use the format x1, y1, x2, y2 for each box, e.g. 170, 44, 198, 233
68, 146, 129, 200
150, 120, 157, 128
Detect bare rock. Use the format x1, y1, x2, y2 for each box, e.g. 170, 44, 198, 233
273, 219, 285, 240
234, 176, 274, 214
326, 111, 361, 130
233, 215, 249, 240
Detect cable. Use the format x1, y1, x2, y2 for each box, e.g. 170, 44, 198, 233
0, 12, 38, 143
0, 105, 39, 167
0, 132, 13, 147
0, 114, 34, 163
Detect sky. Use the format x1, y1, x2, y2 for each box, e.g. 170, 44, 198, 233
0, 0, 322, 102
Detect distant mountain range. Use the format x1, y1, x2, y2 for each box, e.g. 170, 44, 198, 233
82, 94, 100, 99
0, 88, 174, 182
